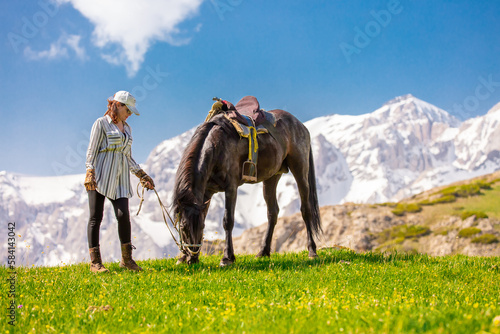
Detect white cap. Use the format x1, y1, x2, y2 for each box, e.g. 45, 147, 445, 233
112, 91, 140, 115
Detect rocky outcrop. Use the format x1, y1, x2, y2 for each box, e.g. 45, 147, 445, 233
203, 204, 500, 257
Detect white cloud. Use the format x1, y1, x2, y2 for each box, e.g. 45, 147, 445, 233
24, 34, 86, 61
57, 0, 204, 77
65, 35, 86, 60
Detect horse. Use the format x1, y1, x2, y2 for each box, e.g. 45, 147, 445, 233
172, 107, 322, 266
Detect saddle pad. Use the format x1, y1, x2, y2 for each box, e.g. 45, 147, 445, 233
224, 111, 276, 137
225, 109, 250, 126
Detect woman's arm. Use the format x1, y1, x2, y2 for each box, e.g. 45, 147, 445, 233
128, 150, 155, 189
125, 148, 141, 175
85, 119, 104, 170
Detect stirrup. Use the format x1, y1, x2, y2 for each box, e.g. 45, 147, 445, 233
242, 161, 257, 182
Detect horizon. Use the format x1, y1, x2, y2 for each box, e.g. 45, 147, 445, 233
2, 0, 500, 176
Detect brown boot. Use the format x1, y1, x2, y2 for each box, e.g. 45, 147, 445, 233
89, 246, 109, 273
120, 243, 143, 271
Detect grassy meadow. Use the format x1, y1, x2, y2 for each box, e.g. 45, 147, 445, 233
387, 177, 500, 222
419, 183, 500, 224
2, 249, 500, 333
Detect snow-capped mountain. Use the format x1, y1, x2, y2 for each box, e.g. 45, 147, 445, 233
3, 94, 500, 266
454, 102, 500, 170
306, 94, 465, 202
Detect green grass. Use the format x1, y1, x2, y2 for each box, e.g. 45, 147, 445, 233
420, 184, 500, 224
375, 225, 430, 253
395, 180, 494, 213
458, 227, 482, 238
454, 185, 500, 219
377, 225, 431, 244
375, 236, 406, 252
430, 195, 457, 205
417, 180, 496, 209
434, 228, 449, 236
391, 203, 422, 216
460, 210, 489, 220
2, 250, 500, 334
379, 202, 397, 208
472, 234, 499, 244
439, 181, 491, 198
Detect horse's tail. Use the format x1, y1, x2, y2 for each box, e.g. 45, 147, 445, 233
308, 147, 322, 238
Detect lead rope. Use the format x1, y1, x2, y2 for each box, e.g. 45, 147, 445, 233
136, 183, 202, 256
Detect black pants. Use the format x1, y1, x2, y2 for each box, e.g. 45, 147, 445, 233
87, 190, 131, 248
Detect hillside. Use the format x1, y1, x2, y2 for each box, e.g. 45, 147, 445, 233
204, 171, 500, 257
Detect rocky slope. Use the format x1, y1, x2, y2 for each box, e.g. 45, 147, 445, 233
204, 204, 500, 258
203, 172, 500, 257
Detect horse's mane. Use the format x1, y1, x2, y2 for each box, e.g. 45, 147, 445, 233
172, 116, 238, 213
172, 121, 216, 214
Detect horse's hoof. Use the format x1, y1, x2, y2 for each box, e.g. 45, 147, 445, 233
176, 254, 188, 265
255, 251, 270, 258
308, 252, 319, 259
219, 259, 234, 267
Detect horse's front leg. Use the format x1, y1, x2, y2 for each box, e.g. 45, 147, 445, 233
221, 188, 237, 267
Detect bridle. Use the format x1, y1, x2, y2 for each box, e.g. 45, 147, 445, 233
136, 184, 203, 256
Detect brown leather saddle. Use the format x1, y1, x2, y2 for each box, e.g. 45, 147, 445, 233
228, 96, 266, 126
205, 96, 277, 182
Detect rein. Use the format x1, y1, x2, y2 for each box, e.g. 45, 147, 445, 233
136, 184, 203, 256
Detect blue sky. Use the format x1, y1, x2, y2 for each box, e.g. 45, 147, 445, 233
1, 0, 500, 176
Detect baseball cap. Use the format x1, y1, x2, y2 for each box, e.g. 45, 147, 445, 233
112, 91, 140, 115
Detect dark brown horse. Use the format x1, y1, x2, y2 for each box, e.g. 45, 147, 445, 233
172, 108, 321, 266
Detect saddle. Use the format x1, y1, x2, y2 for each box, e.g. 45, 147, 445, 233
205, 96, 277, 182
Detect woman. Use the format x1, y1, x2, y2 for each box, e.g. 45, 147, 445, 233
84, 91, 155, 273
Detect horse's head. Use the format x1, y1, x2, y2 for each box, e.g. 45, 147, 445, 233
171, 120, 216, 263
175, 200, 209, 259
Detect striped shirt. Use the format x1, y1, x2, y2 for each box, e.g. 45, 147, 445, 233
86, 115, 141, 199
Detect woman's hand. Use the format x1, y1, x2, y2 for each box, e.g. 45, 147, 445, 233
84, 169, 97, 191
135, 169, 155, 190
141, 178, 154, 190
